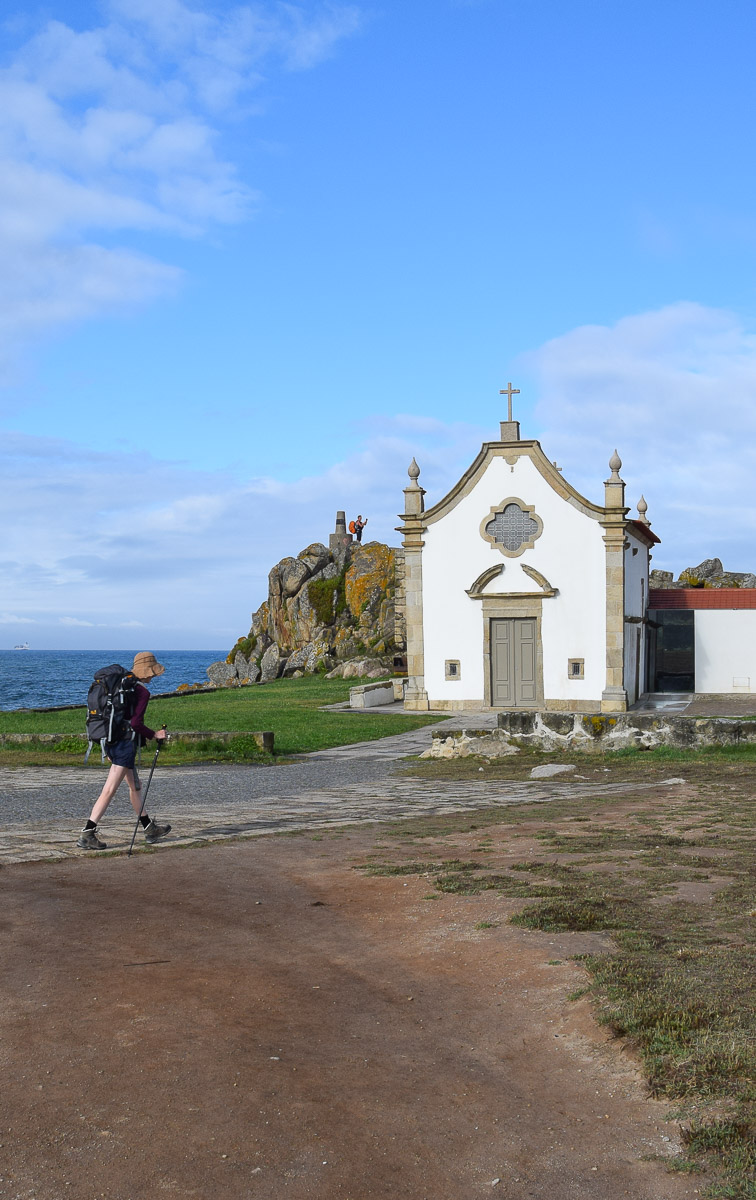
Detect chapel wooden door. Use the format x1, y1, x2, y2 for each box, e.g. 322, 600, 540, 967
491, 618, 538, 707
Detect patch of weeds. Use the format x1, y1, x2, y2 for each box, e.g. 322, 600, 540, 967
434, 870, 563, 898
680, 1121, 756, 1196
547, 959, 563, 965
644, 1153, 705, 1175
359, 858, 482, 877
512, 894, 634, 932
358, 858, 564, 899
567, 987, 590, 1001
53, 735, 89, 754
475, 921, 498, 930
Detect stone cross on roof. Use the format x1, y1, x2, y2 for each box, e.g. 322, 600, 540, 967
498, 382, 521, 443
499, 381, 520, 423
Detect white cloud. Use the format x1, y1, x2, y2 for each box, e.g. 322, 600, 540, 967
524, 302, 756, 573
4, 313, 756, 649
0, 613, 36, 625
0, 1, 362, 370
0, 415, 481, 646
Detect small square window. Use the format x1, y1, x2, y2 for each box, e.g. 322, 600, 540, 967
568, 658, 584, 680
445, 659, 461, 681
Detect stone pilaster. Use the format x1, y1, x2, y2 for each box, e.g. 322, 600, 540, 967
396, 458, 429, 711
600, 450, 629, 712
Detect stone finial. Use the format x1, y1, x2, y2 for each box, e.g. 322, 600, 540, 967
402, 457, 425, 518
637, 495, 650, 525
604, 449, 626, 510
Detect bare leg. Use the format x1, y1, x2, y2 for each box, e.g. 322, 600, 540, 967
89, 765, 142, 824
124, 769, 145, 815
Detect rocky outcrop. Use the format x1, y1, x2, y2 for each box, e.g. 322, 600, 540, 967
651, 558, 756, 590
207, 534, 405, 685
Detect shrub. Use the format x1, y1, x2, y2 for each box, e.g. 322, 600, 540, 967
226, 635, 257, 664
53, 736, 89, 754
308, 570, 347, 625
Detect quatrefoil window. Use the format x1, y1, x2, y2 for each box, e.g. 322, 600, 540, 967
480, 498, 543, 558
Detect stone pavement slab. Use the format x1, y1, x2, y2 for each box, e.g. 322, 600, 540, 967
0, 769, 686, 864
0, 711, 686, 865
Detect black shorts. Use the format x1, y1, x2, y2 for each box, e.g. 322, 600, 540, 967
106, 737, 137, 769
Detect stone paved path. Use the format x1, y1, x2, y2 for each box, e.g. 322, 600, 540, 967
0, 714, 685, 864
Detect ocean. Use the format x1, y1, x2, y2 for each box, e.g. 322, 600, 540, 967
0, 651, 225, 711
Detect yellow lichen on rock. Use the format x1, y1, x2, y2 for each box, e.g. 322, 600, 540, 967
345, 543, 394, 621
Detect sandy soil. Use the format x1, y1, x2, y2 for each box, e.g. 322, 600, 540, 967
0, 829, 702, 1200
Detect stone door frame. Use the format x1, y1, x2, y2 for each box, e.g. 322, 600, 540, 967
481, 597, 544, 709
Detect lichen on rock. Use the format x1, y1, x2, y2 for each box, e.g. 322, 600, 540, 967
207, 534, 405, 686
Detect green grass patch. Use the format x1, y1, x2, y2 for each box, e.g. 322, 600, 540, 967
0, 675, 441, 761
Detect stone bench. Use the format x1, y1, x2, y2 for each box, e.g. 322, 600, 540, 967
349, 680, 403, 709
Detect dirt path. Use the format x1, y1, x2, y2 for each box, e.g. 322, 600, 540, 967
0, 830, 698, 1200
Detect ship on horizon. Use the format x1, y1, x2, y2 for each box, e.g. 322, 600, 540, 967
13, 643, 30, 650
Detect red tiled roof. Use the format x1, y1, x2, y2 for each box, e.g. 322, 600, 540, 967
628, 519, 661, 545
649, 588, 756, 609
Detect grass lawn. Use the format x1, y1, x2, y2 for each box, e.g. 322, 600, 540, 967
355, 749, 756, 1197
0, 676, 441, 763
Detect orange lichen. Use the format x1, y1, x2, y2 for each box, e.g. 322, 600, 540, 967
345, 545, 394, 620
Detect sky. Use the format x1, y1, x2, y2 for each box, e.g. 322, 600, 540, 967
2, 0, 756, 650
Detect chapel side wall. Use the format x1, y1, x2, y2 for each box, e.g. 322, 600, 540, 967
623, 530, 650, 704
421, 455, 606, 709
695, 611, 756, 693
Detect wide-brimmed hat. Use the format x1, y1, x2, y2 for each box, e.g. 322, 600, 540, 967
132, 651, 165, 681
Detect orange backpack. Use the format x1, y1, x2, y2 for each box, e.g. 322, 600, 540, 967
348, 520, 356, 533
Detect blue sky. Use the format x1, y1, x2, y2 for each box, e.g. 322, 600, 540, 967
2, 0, 756, 650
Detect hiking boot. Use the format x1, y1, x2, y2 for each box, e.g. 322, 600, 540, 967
77, 827, 107, 850
144, 819, 171, 844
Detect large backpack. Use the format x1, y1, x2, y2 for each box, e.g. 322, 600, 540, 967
85, 664, 139, 763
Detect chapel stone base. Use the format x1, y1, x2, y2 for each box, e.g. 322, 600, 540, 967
403, 685, 430, 711
417, 698, 611, 714
600, 686, 629, 714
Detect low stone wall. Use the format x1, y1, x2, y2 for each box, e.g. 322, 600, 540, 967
1, 730, 275, 753
497, 711, 756, 752
420, 728, 519, 759
422, 711, 756, 758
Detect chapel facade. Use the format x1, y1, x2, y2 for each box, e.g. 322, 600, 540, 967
398, 395, 659, 713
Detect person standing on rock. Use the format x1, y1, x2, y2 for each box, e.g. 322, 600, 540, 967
354, 515, 368, 543
77, 652, 171, 850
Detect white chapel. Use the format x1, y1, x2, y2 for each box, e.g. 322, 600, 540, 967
398, 389, 660, 713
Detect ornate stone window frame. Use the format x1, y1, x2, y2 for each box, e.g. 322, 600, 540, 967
480, 497, 543, 559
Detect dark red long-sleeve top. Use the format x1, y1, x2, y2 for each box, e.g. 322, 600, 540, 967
130, 684, 156, 741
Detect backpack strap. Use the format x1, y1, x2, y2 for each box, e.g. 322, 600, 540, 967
83, 738, 107, 765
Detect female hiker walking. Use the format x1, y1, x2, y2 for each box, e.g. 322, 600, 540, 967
77, 652, 170, 850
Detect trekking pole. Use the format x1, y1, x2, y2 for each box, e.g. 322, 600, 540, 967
128, 726, 167, 857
